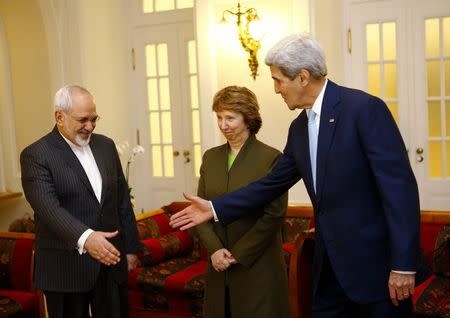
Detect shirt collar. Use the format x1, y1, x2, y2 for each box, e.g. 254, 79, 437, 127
308, 79, 328, 118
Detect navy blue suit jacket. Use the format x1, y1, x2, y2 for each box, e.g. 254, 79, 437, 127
212, 80, 420, 303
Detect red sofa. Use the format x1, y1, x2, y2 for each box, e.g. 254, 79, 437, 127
128, 202, 314, 318
0, 232, 40, 317
289, 210, 450, 318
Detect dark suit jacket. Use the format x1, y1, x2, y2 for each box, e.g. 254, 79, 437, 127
20, 126, 141, 292
196, 135, 290, 318
212, 81, 421, 303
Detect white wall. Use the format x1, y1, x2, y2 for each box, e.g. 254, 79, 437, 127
196, 0, 346, 204
314, 0, 344, 83
0, 0, 53, 229
0, 0, 134, 230
0, 0, 346, 230
78, 0, 133, 144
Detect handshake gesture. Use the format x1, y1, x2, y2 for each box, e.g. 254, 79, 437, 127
211, 248, 236, 272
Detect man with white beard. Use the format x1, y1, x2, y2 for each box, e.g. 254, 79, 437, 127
20, 85, 141, 318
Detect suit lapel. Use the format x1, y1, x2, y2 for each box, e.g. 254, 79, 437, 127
90, 136, 107, 206
48, 126, 97, 198
315, 81, 341, 203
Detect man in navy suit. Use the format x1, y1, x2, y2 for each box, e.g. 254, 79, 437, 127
170, 34, 420, 317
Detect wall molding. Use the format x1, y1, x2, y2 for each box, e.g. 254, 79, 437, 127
0, 17, 20, 192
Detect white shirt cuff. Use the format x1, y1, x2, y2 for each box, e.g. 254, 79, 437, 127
77, 229, 94, 255
209, 201, 219, 222
392, 270, 416, 274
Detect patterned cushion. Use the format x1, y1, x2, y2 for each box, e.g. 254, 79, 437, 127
161, 202, 212, 261
0, 290, 38, 315
128, 258, 206, 317
283, 216, 311, 244
136, 213, 172, 240
0, 294, 22, 316
138, 232, 193, 266
433, 225, 449, 277
8, 216, 35, 233
414, 275, 450, 317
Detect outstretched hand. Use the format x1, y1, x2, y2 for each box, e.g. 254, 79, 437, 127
84, 230, 121, 266
169, 193, 214, 230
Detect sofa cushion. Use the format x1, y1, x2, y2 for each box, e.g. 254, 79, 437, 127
0, 293, 22, 316
283, 216, 312, 245
138, 231, 193, 266
128, 257, 205, 317
414, 275, 450, 317
0, 290, 38, 315
0, 237, 34, 291
433, 225, 449, 277
136, 212, 173, 240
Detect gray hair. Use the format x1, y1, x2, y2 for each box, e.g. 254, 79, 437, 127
265, 34, 327, 79
54, 85, 92, 112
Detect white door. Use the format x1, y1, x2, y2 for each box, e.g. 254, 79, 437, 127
346, 0, 450, 210
410, 1, 450, 209
132, 22, 202, 212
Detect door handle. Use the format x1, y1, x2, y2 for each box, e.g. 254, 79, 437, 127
183, 150, 190, 163
416, 147, 424, 162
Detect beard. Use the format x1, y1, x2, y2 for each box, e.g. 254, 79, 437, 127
75, 133, 91, 146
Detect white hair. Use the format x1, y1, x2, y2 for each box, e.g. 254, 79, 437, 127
265, 34, 327, 79
54, 85, 91, 113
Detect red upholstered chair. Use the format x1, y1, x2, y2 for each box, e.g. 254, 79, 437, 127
129, 203, 206, 318
288, 228, 315, 318
0, 232, 39, 317
288, 211, 450, 318
413, 221, 449, 317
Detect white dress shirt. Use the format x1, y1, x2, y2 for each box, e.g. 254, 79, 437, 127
60, 134, 101, 254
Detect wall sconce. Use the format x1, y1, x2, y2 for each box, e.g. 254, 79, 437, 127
220, 1, 261, 80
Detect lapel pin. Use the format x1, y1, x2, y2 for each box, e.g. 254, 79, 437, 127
329, 118, 335, 123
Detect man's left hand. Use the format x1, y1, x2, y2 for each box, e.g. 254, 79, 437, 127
126, 254, 139, 272
388, 271, 415, 306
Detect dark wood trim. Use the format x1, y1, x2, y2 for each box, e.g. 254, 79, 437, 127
0, 232, 35, 239
420, 210, 450, 224
287, 205, 313, 218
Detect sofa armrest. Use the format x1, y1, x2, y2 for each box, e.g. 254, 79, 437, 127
289, 228, 315, 318
0, 232, 35, 292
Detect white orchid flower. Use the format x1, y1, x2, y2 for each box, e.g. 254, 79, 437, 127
118, 142, 145, 184
132, 145, 145, 155
116, 140, 130, 155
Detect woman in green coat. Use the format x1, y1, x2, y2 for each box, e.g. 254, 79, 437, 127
196, 86, 290, 318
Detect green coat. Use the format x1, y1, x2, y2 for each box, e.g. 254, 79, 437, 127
196, 135, 290, 318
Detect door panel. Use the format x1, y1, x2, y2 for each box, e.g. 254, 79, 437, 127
132, 22, 200, 211
346, 0, 450, 210
411, 2, 450, 209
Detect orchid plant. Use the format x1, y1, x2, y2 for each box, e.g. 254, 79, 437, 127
116, 141, 145, 200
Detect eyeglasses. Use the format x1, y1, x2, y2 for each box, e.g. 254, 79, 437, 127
69, 115, 101, 124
